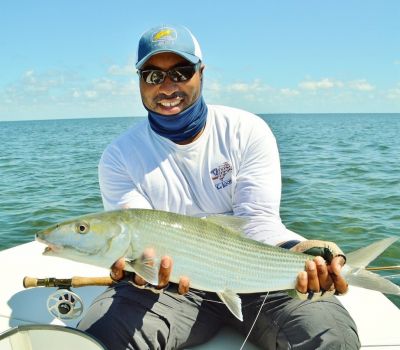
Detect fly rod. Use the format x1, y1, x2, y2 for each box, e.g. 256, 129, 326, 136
23, 266, 400, 289
365, 265, 400, 272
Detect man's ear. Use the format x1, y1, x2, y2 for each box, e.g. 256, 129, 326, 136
200, 64, 205, 78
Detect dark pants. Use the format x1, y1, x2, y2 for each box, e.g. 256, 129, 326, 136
77, 281, 360, 350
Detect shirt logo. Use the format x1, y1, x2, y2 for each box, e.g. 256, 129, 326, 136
152, 28, 177, 42
210, 162, 232, 190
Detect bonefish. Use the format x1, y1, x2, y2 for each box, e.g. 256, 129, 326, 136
36, 209, 400, 320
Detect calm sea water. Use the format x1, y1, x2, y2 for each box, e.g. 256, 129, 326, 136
1, 113, 399, 306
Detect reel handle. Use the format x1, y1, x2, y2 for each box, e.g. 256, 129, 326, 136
23, 276, 114, 288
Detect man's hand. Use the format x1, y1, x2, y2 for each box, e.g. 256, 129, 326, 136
296, 255, 348, 298
110, 252, 190, 295
291, 240, 348, 299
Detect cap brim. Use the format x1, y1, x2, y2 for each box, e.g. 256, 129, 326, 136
136, 50, 200, 69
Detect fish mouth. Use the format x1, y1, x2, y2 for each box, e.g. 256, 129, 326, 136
43, 244, 62, 254
36, 236, 63, 254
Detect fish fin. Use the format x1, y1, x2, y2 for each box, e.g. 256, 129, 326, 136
346, 237, 398, 268
346, 268, 400, 295
345, 237, 400, 295
125, 257, 159, 285
217, 289, 243, 321
204, 215, 248, 234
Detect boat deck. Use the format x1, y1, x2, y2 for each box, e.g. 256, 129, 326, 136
1, 241, 399, 349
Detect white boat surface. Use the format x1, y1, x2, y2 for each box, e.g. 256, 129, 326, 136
0, 241, 399, 349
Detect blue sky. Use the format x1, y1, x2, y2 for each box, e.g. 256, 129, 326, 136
1, 0, 399, 121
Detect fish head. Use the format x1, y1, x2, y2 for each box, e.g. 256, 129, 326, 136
36, 211, 130, 268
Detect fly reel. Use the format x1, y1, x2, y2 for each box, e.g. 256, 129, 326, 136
23, 275, 114, 320
47, 289, 84, 320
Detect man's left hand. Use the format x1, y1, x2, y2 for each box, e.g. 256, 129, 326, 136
291, 240, 348, 300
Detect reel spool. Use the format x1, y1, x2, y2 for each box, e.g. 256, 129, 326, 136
47, 289, 84, 320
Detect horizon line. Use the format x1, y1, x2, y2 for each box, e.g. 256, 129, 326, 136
1, 112, 400, 123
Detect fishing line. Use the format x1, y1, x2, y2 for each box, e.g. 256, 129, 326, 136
186, 290, 225, 304
187, 289, 271, 350
239, 292, 269, 350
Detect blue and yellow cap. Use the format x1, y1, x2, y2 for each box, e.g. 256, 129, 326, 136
136, 25, 203, 69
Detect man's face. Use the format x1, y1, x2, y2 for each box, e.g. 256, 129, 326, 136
139, 52, 203, 115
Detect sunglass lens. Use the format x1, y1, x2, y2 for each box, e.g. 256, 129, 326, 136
142, 70, 166, 85
169, 66, 196, 82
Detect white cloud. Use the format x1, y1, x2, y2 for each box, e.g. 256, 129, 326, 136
108, 64, 136, 76
205, 81, 222, 93
299, 77, 376, 93
348, 79, 374, 91
280, 88, 299, 96
387, 84, 400, 99
227, 79, 270, 93
229, 83, 251, 92
0, 64, 144, 120
299, 78, 344, 90
2, 64, 398, 120
84, 90, 97, 99
394, 60, 400, 65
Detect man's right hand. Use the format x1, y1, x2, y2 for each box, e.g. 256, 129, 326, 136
110, 253, 190, 295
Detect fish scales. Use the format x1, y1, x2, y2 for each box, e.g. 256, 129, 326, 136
36, 208, 400, 320
125, 209, 307, 293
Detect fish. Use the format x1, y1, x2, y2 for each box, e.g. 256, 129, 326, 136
36, 208, 400, 321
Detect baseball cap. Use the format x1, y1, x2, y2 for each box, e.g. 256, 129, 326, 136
136, 25, 202, 69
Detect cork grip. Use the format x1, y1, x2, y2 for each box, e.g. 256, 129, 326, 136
23, 276, 114, 288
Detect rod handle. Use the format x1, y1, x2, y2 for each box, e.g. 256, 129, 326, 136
23, 276, 114, 288
71, 276, 114, 287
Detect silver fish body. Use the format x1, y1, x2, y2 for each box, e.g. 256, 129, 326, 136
36, 209, 400, 320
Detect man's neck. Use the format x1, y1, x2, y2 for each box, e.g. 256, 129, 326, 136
147, 96, 208, 143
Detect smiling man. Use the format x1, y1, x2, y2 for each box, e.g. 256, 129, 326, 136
77, 25, 360, 350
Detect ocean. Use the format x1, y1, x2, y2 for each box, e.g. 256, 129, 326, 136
0, 113, 399, 307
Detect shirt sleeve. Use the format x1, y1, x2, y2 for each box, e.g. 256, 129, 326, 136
98, 144, 152, 211
232, 117, 305, 246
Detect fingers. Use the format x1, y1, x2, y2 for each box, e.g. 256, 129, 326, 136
295, 262, 320, 295
134, 247, 155, 286
111, 242, 192, 295
315, 256, 333, 291
158, 256, 172, 288
329, 256, 348, 295
305, 260, 320, 292
296, 255, 348, 300
133, 253, 173, 290
296, 271, 308, 294
178, 276, 190, 295
133, 273, 147, 285
110, 258, 126, 281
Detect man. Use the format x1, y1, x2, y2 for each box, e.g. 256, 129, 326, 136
78, 25, 360, 349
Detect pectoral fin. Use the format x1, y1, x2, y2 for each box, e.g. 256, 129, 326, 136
217, 289, 243, 321
126, 257, 159, 285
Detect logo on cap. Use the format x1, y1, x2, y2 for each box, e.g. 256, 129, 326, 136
152, 28, 177, 42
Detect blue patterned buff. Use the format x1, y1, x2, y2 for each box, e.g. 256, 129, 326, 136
147, 96, 208, 143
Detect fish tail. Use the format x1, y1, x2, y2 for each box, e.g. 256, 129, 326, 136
345, 237, 400, 295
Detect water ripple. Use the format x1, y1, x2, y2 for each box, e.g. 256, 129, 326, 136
1, 114, 399, 306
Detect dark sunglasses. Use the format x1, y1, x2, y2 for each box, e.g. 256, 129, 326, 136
137, 62, 201, 85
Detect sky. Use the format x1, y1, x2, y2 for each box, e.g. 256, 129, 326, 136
0, 0, 399, 121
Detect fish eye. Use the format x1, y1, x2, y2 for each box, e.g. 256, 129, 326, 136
75, 222, 90, 234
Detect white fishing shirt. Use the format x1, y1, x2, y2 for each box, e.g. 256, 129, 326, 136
99, 105, 304, 245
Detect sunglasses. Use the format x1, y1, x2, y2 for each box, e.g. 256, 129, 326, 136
137, 62, 201, 85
